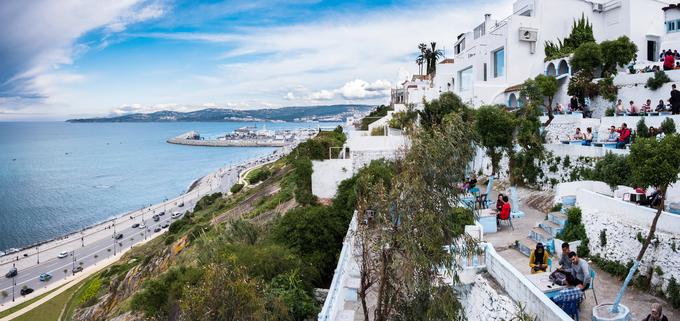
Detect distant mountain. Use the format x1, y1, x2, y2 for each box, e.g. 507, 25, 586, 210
66, 105, 374, 123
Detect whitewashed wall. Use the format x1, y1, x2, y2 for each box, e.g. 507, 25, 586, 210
578, 190, 680, 291
311, 159, 353, 199
554, 181, 614, 204
460, 275, 517, 321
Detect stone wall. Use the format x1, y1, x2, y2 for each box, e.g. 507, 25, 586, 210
311, 159, 353, 199
578, 189, 680, 291
460, 274, 517, 321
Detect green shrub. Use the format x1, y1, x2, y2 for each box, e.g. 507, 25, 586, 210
599, 229, 607, 247
370, 126, 385, 136
661, 117, 676, 135
246, 168, 271, 184
230, 183, 244, 194
580, 152, 631, 188
557, 207, 589, 257
605, 107, 615, 117
193, 192, 222, 212
78, 277, 102, 307
360, 105, 392, 130
637, 118, 649, 138
591, 255, 634, 280
667, 276, 680, 308
131, 267, 202, 318
551, 203, 563, 212
646, 71, 671, 90
266, 270, 319, 320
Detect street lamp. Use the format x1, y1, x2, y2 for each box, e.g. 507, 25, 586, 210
12, 276, 15, 302
71, 252, 76, 275
36, 246, 39, 264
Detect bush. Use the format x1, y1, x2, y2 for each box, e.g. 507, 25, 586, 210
557, 207, 589, 257
570, 42, 602, 75
600, 36, 638, 76
646, 71, 671, 90
230, 183, 244, 194
668, 276, 680, 308
78, 276, 102, 307
246, 168, 271, 184
661, 117, 676, 134
551, 203, 563, 212
370, 126, 385, 136
591, 255, 634, 280
131, 267, 203, 318
193, 192, 222, 212
292, 157, 316, 206
581, 152, 631, 188
636, 118, 649, 138
597, 76, 618, 102
360, 105, 392, 130
605, 107, 615, 117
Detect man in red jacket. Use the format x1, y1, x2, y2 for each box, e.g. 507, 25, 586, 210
664, 50, 675, 70
616, 123, 631, 149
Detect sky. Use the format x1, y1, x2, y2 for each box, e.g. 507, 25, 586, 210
0, 0, 513, 121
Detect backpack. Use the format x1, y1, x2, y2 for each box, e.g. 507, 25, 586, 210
549, 270, 568, 286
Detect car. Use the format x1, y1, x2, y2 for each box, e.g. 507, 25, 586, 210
178, 202, 184, 207
158, 211, 165, 216
114, 233, 124, 240
171, 212, 182, 219
161, 223, 169, 229
5, 267, 17, 278
72, 266, 83, 274
131, 223, 140, 228
39, 273, 52, 282
20, 287, 33, 296
57, 251, 68, 259
154, 227, 161, 233
152, 215, 160, 222
138, 223, 146, 229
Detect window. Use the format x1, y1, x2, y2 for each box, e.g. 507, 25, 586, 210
668, 20, 677, 33
493, 48, 505, 78
459, 67, 473, 92
455, 39, 466, 54
474, 23, 486, 39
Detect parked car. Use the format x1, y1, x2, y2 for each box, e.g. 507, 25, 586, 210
20, 287, 33, 296
39, 273, 52, 282
57, 251, 68, 258
114, 233, 124, 240
138, 223, 146, 229
131, 223, 140, 228
158, 211, 165, 216
72, 266, 83, 274
152, 215, 160, 222
178, 202, 184, 207
171, 212, 182, 219
161, 223, 170, 229
154, 227, 161, 233
5, 267, 17, 278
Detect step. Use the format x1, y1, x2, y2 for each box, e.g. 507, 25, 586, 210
548, 211, 568, 226
529, 227, 554, 245
517, 237, 538, 257
511, 209, 525, 218
539, 220, 563, 237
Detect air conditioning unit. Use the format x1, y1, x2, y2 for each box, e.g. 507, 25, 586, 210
518, 28, 538, 42
593, 3, 604, 12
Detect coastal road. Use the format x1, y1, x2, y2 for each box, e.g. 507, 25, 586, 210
0, 159, 249, 306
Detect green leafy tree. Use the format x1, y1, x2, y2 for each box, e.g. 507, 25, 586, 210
567, 70, 599, 104
420, 92, 472, 129
508, 105, 545, 186
563, 14, 595, 50
661, 117, 676, 134
475, 105, 515, 175
266, 270, 318, 321
521, 74, 558, 126
636, 118, 649, 138
600, 36, 638, 76
570, 42, 602, 75
612, 134, 680, 312
646, 71, 671, 90
581, 152, 632, 188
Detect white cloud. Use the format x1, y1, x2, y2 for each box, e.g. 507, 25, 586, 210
308, 90, 335, 101
284, 92, 296, 100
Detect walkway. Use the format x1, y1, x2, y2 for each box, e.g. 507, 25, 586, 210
484, 187, 679, 320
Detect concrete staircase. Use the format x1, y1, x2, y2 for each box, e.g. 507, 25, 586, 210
517, 206, 569, 257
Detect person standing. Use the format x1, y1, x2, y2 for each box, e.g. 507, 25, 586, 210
670, 84, 680, 115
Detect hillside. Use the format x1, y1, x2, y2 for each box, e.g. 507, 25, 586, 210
66, 105, 373, 123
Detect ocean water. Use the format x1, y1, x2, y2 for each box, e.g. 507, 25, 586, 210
0, 121, 329, 251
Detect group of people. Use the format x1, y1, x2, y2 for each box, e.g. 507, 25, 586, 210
567, 127, 594, 145
662, 49, 680, 71
606, 123, 632, 149
495, 193, 511, 226
613, 84, 680, 115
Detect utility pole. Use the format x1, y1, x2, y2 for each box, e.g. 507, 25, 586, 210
113, 222, 116, 256
71, 252, 75, 275
12, 276, 15, 302
36, 246, 39, 264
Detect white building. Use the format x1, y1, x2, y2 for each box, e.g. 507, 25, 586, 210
398, 0, 669, 110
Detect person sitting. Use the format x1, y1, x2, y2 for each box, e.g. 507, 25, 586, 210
557, 242, 574, 274
676, 61, 680, 70
582, 127, 593, 146
570, 95, 580, 111
616, 123, 631, 149
607, 126, 619, 142
570, 127, 584, 140
551, 273, 583, 307
495, 193, 505, 212
628, 101, 639, 115
641, 99, 652, 113
656, 99, 667, 112
649, 126, 658, 138
675, 49, 680, 59
642, 302, 669, 321
664, 50, 675, 71
648, 186, 663, 208
569, 252, 591, 290
497, 195, 511, 226
615, 99, 625, 115
555, 103, 564, 114
530, 243, 549, 274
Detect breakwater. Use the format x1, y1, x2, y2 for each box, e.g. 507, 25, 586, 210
167, 131, 288, 147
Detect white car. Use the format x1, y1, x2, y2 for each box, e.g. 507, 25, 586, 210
171, 212, 182, 219
57, 251, 68, 258
138, 223, 146, 229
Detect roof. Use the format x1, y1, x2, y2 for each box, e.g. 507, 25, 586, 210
663, 3, 680, 11
440, 58, 455, 64
504, 84, 523, 93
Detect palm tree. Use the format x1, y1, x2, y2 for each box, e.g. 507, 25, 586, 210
416, 43, 427, 75
425, 42, 444, 76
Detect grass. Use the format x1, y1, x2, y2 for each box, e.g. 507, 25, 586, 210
10, 279, 84, 321
0, 284, 66, 318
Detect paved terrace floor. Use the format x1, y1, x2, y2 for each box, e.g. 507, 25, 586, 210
484, 187, 679, 320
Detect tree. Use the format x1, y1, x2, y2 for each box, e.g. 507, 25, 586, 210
567, 70, 599, 104
522, 74, 558, 126
508, 105, 545, 186
475, 105, 515, 175
425, 42, 444, 75
563, 14, 595, 50
581, 152, 632, 189
612, 134, 680, 312
661, 117, 676, 134
570, 42, 602, 75
600, 36, 638, 76
355, 112, 475, 321
636, 118, 649, 138
416, 43, 427, 75
420, 92, 472, 129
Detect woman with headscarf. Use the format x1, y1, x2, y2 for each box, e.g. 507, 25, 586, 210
530, 242, 550, 274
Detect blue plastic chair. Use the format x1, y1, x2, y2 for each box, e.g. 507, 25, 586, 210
558, 299, 580, 321
585, 268, 598, 305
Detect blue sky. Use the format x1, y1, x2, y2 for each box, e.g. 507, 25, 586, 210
0, 0, 512, 120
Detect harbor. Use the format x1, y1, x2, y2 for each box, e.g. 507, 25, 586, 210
166, 126, 319, 147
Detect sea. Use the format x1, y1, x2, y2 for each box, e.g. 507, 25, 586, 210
0, 121, 336, 251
